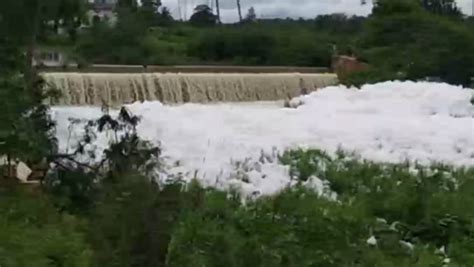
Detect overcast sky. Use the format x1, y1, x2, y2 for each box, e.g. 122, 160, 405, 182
161, 0, 473, 22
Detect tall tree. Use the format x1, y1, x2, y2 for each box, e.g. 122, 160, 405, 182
0, 0, 83, 174
156, 6, 175, 26
0, 0, 84, 85
190, 4, 218, 26
244, 6, 257, 22
140, 0, 162, 26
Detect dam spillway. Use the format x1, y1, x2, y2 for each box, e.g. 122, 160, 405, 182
43, 72, 338, 106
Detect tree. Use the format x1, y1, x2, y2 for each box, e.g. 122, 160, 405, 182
140, 0, 162, 26
189, 5, 218, 26
369, 0, 462, 16
117, 0, 138, 9
357, 0, 474, 85
421, 0, 462, 16
314, 14, 365, 33
156, 6, 174, 26
0, 0, 85, 173
0, 0, 84, 84
244, 6, 257, 22
53, 0, 87, 41
0, 190, 92, 266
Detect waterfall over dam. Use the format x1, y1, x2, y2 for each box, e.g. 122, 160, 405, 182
43, 72, 338, 106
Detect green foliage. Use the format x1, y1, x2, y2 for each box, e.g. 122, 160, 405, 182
166, 183, 446, 266
5, 1, 474, 266
89, 175, 178, 267
355, 0, 474, 86
189, 5, 218, 27
188, 28, 276, 64
0, 0, 85, 43
0, 188, 92, 266
75, 15, 362, 67
340, 67, 403, 87
49, 0, 474, 86
76, 2, 177, 65
42, 167, 97, 215
280, 149, 474, 266
0, 69, 57, 165
44, 107, 160, 215
420, 0, 462, 17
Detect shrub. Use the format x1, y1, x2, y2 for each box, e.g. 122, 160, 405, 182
0, 188, 92, 267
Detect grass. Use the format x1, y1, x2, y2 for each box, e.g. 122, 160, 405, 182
6, 148, 474, 266
165, 149, 474, 266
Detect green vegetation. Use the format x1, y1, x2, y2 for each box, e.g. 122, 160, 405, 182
2, 0, 474, 266
0, 189, 91, 267
353, 0, 474, 86
68, 0, 474, 86
75, 17, 362, 67
7, 146, 474, 266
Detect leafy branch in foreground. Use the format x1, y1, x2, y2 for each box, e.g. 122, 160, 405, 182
50, 106, 160, 177
44, 106, 161, 214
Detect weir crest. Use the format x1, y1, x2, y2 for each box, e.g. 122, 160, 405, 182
43, 72, 338, 106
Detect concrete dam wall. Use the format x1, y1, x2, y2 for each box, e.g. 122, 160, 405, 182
43, 72, 338, 106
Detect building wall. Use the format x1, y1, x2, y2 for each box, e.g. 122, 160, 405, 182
33, 50, 68, 67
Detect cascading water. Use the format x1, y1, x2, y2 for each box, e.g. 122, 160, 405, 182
43, 72, 338, 106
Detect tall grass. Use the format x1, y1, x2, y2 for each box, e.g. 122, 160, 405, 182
165, 149, 474, 266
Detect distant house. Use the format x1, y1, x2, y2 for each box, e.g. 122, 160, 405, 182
33, 49, 69, 67
87, 0, 118, 25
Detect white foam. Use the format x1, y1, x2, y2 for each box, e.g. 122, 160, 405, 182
52, 81, 474, 197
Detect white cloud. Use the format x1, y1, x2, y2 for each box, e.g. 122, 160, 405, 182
161, 0, 473, 22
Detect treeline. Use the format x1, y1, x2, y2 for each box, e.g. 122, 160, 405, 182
350, 0, 474, 86
67, 0, 474, 86
75, 15, 364, 67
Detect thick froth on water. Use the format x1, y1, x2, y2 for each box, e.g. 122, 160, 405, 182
43, 72, 338, 106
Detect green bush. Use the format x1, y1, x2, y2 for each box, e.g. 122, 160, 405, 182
279, 149, 474, 266
0, 188, 92, 267
340, 67, 404, 87
357, 0, 474, 86
166, 183, 445, 266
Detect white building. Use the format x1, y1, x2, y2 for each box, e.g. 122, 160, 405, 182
87, 0, 118, 25
33, 49, 69, 67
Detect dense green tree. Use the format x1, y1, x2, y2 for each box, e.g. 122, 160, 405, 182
0, 0, 84, 74
139, 0, 162, 26
89, 175, 184, 267
156, 6, 175, 26
188, 28, 276, 64
0, 0, 85, 169
0, 189, 92, 266
421, 0, 462, 16
189, 5, 218, 26
314, 14, 365, 34
117, 0, 138, 9
355, 0, 474, 85
49, 0, 86, 41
